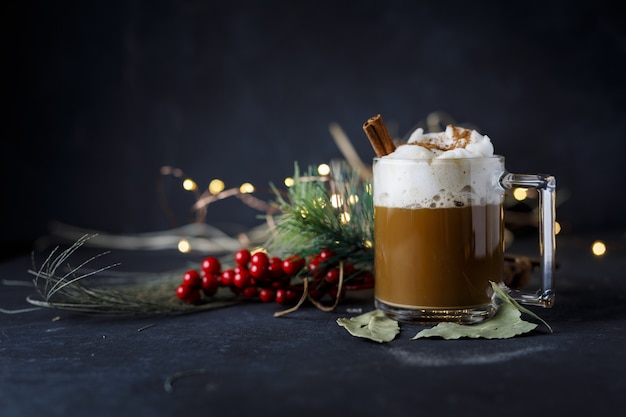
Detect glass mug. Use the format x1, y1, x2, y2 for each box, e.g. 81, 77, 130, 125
373, 156, 556, 324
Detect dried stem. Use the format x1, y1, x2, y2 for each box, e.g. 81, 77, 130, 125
273, 278, 309, 318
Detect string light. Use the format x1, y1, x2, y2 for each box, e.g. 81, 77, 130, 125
239, 182, 255, 194
330, 194, 344, 208
513, 188, 528, 201
339, 212, 351, 224
592, 240, 607, 257
347, 194, 359, 205
209, 179, 225, 195
317, 163, 331, 176
313, 197, 327, 209
177, 238, 192, 253
284, 177, 295, 187
182, 179, 197, 191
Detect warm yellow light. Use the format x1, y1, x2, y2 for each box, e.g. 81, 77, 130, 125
182, 179, 197, 191
317, 163, 331, 176
284, 177, 295, 187
339, 212, 351, 224
347, 194, 359, 205
177, 238, 192, 253
592, 240, 606, 257
209, 179, 225, 195
313, 197, 327, 209
365, 183, 372, 195
330, 194, 344, 208
239, 182, 255, 194
555, 222, 561, 235
363, 239, 372, 248
513, 188, 528, 201
300, 207, 308, 218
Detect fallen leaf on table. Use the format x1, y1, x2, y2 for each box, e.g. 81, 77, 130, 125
412, 281, 552, 340
337, 309, 400, 343
411, 300, 537, 340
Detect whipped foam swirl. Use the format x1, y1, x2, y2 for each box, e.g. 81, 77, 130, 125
374, 125, 502, 209
386, 125, 494, 160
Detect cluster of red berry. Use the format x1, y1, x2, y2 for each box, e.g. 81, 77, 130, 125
175, 248, 373, 306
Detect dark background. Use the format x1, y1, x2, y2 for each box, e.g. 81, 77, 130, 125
3, 0, 625, 258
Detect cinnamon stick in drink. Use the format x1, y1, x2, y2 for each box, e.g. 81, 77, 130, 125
363, 114, 396, 157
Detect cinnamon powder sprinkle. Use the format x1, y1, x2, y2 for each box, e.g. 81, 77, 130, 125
410, 124, 473, 152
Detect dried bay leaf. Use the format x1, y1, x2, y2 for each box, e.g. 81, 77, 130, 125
412, 301, 537, 340
490, 281, 553, 333
338, 282, 552, 342
337, 309, 400, 343
412, 281, 552, 340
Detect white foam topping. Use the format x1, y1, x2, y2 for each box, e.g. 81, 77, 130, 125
374, 125, 503, 208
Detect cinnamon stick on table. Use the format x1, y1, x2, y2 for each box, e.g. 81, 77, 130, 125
362, 114, 396, 157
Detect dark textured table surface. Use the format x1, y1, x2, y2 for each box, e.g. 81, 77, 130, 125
1, 231, 625, 417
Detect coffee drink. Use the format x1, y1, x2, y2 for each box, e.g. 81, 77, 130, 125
371, 124, 556, 322
374, 204, 503, 309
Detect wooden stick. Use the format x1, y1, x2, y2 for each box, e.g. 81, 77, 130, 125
362, 114, 396, 157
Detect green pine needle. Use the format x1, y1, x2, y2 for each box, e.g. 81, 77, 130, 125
265, 162, 374, 270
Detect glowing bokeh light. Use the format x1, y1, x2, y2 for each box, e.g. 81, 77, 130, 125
239, 182, 255, 194
313, 197, 327, 209
284, 177, 295, 187
317, 163, 331, 176
330, 194, 344, 208
347, 194, 359, 205
513, 188, 528, 201
592, 241, 606, 257
183, 179, 197, 191
555, 222, 561, 235
339, 212, 351, 224
177, 239, 192, 253
209, 179, 225, 195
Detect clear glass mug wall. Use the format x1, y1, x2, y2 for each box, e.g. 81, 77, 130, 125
373, 156, 556, 324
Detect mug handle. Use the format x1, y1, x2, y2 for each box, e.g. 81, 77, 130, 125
499, 172, 556, 307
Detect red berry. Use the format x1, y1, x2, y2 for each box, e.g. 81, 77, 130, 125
242, 286, 259, 299
234, 249, 251, 266
307, 257, 325, 277
233, 264, 247, 275
201, 274, 219, 296
219, 269, 235, 287
259, 288, 276, 303
182, 270, 202, 288
249, 263, 268, 281
282, 255, 304, 276
275, 288, 287, 305
318, 249, 335, 260
267, 257, 284, 279
201, 257, 221, 275
308, 287, 325, 301
250, 251, 269, 267
176, 284, 201, 304
285, 289, 300, 302
325, 268, 340, 284
233, 270, 250, 288
362, 271, 375, 285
